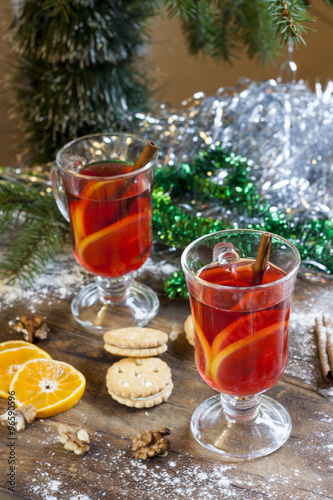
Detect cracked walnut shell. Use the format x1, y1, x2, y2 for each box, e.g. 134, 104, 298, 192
131, 427, 171, 460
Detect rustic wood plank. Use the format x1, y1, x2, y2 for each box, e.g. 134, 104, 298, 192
0, 254, 333, 500
0, 488, 31, 499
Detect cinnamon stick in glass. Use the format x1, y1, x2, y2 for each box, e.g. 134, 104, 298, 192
250, 232, 272, 286
132, 141, 159, 172
113, 141, 158, 199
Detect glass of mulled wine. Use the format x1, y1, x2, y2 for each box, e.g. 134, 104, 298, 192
51, 133, 159, 333
181, 229, 300, 461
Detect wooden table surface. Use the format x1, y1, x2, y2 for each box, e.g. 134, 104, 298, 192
0, 248, 332, 500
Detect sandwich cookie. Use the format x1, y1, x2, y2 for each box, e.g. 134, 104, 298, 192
103, 327, 168, 357
106, 357, 173, 408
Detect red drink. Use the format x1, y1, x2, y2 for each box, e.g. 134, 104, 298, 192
189, 259, 291, 396
63, 161, 152, 278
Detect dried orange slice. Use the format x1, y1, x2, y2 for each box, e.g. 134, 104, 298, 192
10, 358, 86, 418
0, 346, 52, 399
192, 315, 213, 379
77, 212, 151, 277
211, 320, 288, 393
0, 340, 36, 352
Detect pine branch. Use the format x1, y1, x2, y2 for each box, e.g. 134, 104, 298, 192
0, 216, 66, 285
0, 176, 64, 221
267, 0, 316, 47
40, 0, 77, 22
10, 0, 156, 164
160, 0, 327, 63
11, 61, 151, 163
0, 174, 69, 284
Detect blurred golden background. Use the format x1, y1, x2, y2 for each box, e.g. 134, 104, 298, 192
1, 0, 333, 165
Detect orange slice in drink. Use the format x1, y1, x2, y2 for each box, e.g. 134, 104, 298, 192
192, 315, 213, 379
0, 345, 52, 398
77, 212, 151, 277
211, 310, 279, 358
71, 180, 119, 242
72, 162, 134, 240
211, 320, 288, 393
10, 358, 86, 418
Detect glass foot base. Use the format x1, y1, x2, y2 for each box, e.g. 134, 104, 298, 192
71, 280, 159, 333
191, 394, 292, 461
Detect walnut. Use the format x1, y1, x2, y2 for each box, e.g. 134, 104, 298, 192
0, 411, 25, 432
0, 404, 36, 432
18, 404, 37, 424
131, 427, 171, 460
58, 424, 90, 455
14, 315, 49, 342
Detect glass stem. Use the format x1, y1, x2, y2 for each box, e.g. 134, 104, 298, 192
220, 394, 262, 423
96, 275, 133, 303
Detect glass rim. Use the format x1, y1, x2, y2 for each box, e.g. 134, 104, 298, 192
181, 228, 301, 291
55, 132, 157, 181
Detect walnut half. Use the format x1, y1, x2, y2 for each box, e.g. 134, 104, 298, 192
14, 315, 49, 342
131, 427, 171, 460
0, 405, 36, 432
58, 424, 90, 455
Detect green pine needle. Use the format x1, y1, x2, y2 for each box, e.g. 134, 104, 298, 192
0, 175, 69, 285
161, 0, 327, 63
0, 217, 66, 285
10, 0, 156, 164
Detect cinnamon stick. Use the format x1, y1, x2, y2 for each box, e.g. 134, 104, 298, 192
112, 140, 158, 200
323, 314, 333, 377
315, 316, 332, 379
132, 141, 159, 172
250, 232, 272, 286
326, 326, 333, 375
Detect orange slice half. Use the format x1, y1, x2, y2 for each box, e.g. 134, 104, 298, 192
0, 346, 52, 399
71, 180, 119, 241
77, 212, 151, 276
211, 320, 288, 392
72, 162, 135, 240
10, 358, 86, 418
211, 310, 279, 358
0, 340, 37, 352
192, 315, 213, 379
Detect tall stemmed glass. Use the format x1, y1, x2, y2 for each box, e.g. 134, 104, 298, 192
52, 133, 159, 333
181, 229, 300, 460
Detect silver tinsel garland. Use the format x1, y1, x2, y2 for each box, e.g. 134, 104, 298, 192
135, 65, 333, 224
2, 61, 333, 283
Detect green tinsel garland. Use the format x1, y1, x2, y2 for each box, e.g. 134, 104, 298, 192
1, 146, 332, 292
152, 146, 333, 299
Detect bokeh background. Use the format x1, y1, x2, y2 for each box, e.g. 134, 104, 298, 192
1, 0, 333, 165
